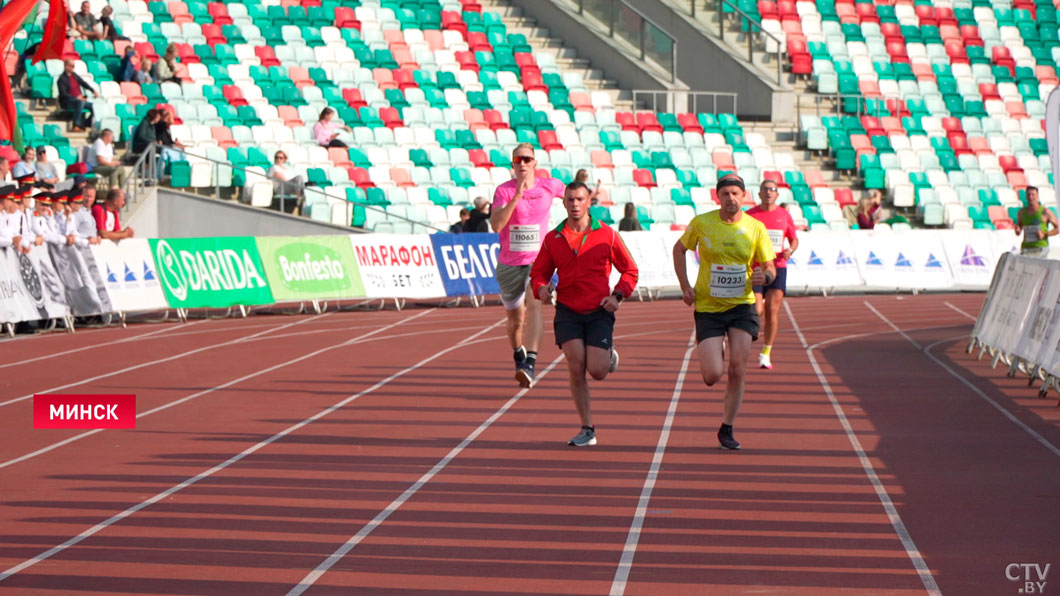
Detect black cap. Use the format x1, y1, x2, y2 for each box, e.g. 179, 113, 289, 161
716, 177, 746, 192
35, 191, 54, 203
0, 185, 15, 199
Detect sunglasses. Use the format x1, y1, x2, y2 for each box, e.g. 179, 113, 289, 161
512, 155, 535, 164
762, 186, 778, 192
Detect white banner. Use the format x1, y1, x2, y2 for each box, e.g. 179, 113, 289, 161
1046, 87, 1060, 207
848, 230, 954, 290
618, 231, 679, 290
786, 230, 863, 290
91, 239, 170, 312
348, 234, 446, 299
941, 230, 1000, 288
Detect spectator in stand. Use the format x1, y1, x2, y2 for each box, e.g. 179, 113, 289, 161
575, 169, 607, 205
88, 129, 129, 189
98, 6, 127, 42
91, 188, 134, 241
450, 208, 470, 233
155, 109, 186, 162
465, 196, 490, 233
856, 192, 881, 230
131, 108, 160, 155
618, 202, 642, 231
12, 149, 36, 180
83, 184, 98, 207
119, 47, 138, 82
57, 60, 95, 132
34, 148, 60, 187
313, 107, 351, 148
152, 44, 180, 84
137, 58, 154, 84
0, 157, 12, 184
268, 150, 305, 211
66, 188, 101, 246
72, 1, 101, 40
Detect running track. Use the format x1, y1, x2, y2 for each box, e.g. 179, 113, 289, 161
0, 294, 1057, 595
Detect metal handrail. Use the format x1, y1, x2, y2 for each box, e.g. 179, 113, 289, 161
569, 0, 678, 83
632, 89, 739, 115
716, 0, 784, 85
122, 144, 447, 233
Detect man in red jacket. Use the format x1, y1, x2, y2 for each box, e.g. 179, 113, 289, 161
530, 182, 638, 447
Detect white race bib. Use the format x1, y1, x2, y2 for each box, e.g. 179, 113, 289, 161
1024, 224, 1042, 243
709, 263, 747, 298
768, 229, 785, 253
509, 224, 540, 252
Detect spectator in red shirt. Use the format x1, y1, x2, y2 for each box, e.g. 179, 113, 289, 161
530, 181, 638, 447
91, 188, 134, 241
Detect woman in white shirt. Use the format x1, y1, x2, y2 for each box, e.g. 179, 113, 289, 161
267, 151, 304, 213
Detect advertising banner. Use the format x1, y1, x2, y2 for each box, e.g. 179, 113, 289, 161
91, 239, 169, 312
430, 233, 502, 297
348, 234, 446, 298
848, 230, 954, 290
941, 230, 998, 288
256, 236, 366, 301
149, 237, 274, 308
619, 231, 680, 290
786, 230, 863, 291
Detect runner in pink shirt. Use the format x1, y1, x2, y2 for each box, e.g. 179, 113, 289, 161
490, 143, 565, 388
747, 180, 799, 370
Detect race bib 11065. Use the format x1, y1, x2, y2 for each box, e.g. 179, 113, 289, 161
509, 225, 541, 252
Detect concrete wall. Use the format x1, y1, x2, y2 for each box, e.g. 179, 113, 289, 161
145, 190, 355, 238
511, 0, 794, 121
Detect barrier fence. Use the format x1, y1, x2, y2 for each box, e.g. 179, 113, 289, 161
970, 252, 1060, 402
0, 228, 1035, 330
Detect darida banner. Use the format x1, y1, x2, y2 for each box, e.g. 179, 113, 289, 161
149, 237, 274, 308
256, 236, 366, 301
429, 232, 501, 297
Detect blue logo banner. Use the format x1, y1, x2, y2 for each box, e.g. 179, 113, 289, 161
430, 233, 502, 297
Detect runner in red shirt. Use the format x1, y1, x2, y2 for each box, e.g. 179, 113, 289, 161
530, 181, 638, 446
747, 180, 798, 370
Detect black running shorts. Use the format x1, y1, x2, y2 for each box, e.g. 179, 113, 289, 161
554, 303, 615, 350
694, 304, 760, 343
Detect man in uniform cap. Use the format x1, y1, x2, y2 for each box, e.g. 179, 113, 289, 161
31, 192, 75, 247
0, 186, 30, 253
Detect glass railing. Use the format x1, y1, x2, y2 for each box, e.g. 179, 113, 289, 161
671, 0, 784, 85
565, 0, 678, 82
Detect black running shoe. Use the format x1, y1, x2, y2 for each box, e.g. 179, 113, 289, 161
717, 424, 741, 450
515, 360, 535, 388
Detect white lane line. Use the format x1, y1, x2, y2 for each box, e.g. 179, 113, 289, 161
944, 301, 978, 322
0, 314, 324, 409
0, 310, 434, 472
0, 308, 463, 582
870, 307, 1060, 460
286, 352, 563, 596
0, 321, 203, 370
786, 301, 942, 596
609, 331, 696, 596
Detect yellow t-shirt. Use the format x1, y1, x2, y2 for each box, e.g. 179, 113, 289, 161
679, 211, 776, 313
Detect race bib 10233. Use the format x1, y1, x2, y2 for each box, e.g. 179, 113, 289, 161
709, 263, 747, 298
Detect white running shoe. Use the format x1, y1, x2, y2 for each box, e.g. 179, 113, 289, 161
609, 348, 619, 373
758, 353, 773, 370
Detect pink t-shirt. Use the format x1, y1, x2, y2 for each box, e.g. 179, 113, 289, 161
747, 205, 797, 268
313, 120, 339, 146
493, 176, 565, 266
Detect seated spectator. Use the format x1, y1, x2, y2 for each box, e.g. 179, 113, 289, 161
98, 6, 127, 42
131, 108, 160, 155
856, 194, 881, 230
11, 149, 36, 180
136, 58, 154, 84
618, 202, 643, 231
65, 188, 101, 246
88, 129, 129, 189
73, 1, 101, 40
575, 168, 608, 205
91, 188, 134, 241
268, 151, 305, 210
450, 208, 470, 233
155, 109, 186, 162
313, 107, 351, 148
56, 60, 95, 132
119, 47, 138, 82
465, 196, 490, 232
34, 148, 60, 187
0, 157, 11, 184
152, 44, 180, 83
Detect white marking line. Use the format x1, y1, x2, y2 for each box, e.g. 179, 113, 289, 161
944, 301, 978, 321
785, 301, 942, 596
286, 353, 563, 596
0, 308, 473, 582
609, 331, 696, 596
0, 314, 327, 409
0, 310, 434, 472
0, 321, 201, 370
870, 307, 1060, 460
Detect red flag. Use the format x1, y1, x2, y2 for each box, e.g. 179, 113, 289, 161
0, 0, 39, 145
33, 0, 68, 63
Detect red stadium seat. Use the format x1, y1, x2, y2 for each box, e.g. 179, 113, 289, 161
468, 149, 493, 168
342, 88, 367, 109
633, 168, 656, 187
207, 2, 233, 25
538, 130, 562, 151
221, 85, 248, 107
615, 112, 638, 132
483, 109, 508, 131
380, 107, 404, 128
328, 147, 352, 168
334, 7, 360, 29
636, 112, 663, 134
440, 11, 468, 35
211, 126, 238, 149
349, 167, 375, 188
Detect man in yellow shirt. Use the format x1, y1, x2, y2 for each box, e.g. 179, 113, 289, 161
672, 174, 776, 450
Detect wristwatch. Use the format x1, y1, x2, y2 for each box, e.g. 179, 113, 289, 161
612, 291, 624, 302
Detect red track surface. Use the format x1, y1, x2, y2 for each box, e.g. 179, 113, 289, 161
0, 294, 1057, 595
